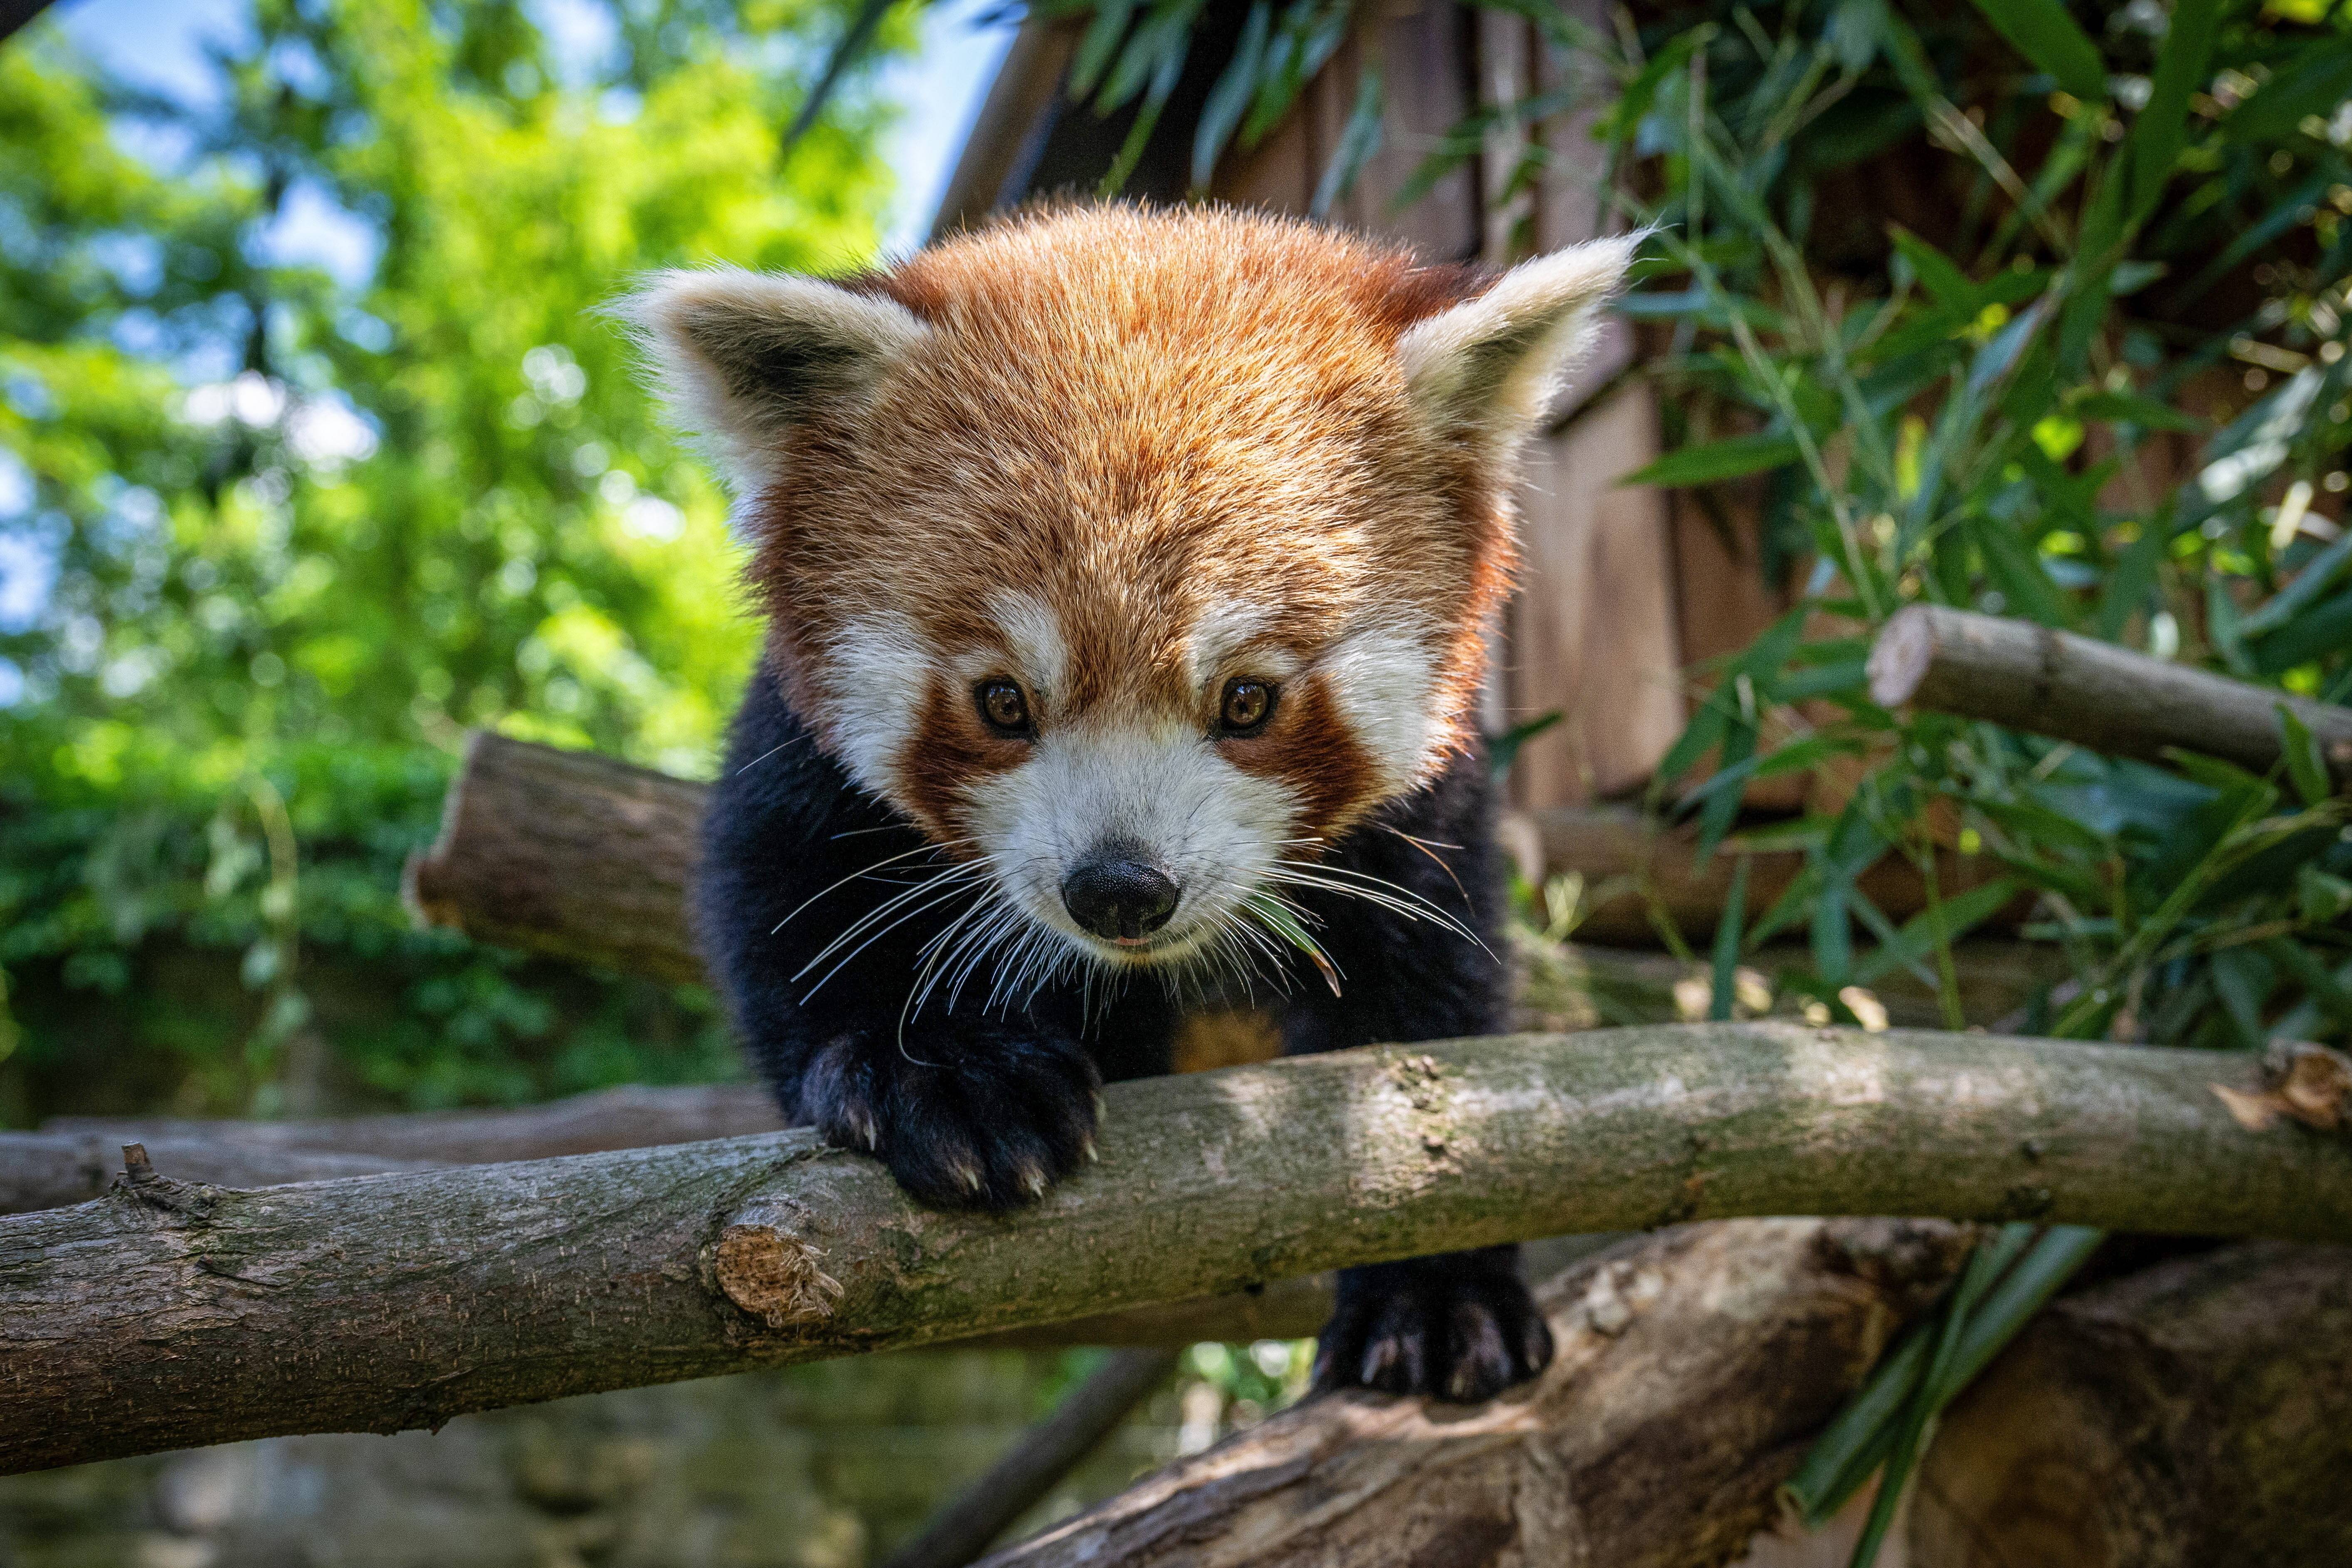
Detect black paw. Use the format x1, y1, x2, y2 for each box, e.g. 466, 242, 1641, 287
1313, 1250, 1554, 1402
798, 1026, 1101, 1211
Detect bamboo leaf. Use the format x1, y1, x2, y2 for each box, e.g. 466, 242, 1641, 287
1312, 60, 1384, 219
1486, 709, 1563, 780
2238, 528, 2352, 639
2123, 0, 2220, 226
1593, 26, 1713, 146
779, 0, 900, 153
1963, 0, 2107, 102
1622, 431, 1804, 487
1889, 225, 1977, 308
1190, 0, 1269, 186
1069, 0, 1139, 100
2224, 35, 2352, 144
1854, 877, 2021, 985
2277, 705, 2333, 809
1939, 1226, 2103, 1395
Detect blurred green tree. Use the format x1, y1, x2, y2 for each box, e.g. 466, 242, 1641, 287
0, 0, 905, 1121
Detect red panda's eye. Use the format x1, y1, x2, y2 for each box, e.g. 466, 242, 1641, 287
975, 679, 1032, 737
1217, 678, 1275, 736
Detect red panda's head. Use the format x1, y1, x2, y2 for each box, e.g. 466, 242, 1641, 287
629, 206, 1631, 977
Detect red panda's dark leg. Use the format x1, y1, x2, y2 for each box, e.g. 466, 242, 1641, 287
695, 665, 1174, 1210
1279, 745, 1553, 1402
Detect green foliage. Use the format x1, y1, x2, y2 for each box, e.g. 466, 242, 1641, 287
0, 0, 902, 1121
1579, 0, 2352, 1551
1597, 0, 2352, 1055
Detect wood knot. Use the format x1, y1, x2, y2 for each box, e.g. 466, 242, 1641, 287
2211, 1041, 2352, 1134
713, 1218, 844, 1329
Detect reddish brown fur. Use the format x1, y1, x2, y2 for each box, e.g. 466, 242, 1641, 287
745, 204, 1514, 841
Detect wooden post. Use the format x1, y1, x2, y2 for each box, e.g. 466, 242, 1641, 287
1867, 603, 2352, 788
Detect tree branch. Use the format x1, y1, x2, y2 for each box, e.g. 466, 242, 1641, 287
978, 1218, 1972, 1568
1867, 603, 2352, 787
403, 730, 709, 984
2, 1083, 783, 1215
6, 1023, 2350, 1476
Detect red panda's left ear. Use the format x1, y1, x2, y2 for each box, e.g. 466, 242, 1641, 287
617, 268, 930, 494
1397, 234, 1640, 447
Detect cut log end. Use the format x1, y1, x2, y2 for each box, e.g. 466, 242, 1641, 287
401, 729, 490, 935
713, 1220, 845, 1329
1865, 603, 1937, 709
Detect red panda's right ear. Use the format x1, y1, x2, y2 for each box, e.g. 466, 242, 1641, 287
618, 268, 930, 492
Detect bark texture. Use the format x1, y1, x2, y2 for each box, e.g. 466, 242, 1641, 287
403, 729, 710, 983
979, 1219, 1971, 1568
1867, 603, 2352, 786
1910, 1239, 2352, 1567
4, 1083, 783, 1215
7, 1024, 2352, 1476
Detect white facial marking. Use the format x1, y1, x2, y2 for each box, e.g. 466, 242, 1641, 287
963, 717, 1300, 969
1317, 619, 1442, 792
823, 611, 932, 798
1186, 600, 1278, 691
987, 590, 1069, 707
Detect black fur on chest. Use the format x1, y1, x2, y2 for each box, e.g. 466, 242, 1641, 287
694, 663, 1510, 1102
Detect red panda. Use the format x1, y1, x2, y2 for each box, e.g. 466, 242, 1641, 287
629, 204, 1633, 1402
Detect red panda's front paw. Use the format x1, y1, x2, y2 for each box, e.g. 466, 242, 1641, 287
1313, 1253, 1554, 1404
799, 1030, 1102, 1211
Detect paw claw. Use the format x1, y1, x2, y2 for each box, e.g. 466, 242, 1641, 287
799, 1029, 1101, 1213
1315, 1255, 1551, 1402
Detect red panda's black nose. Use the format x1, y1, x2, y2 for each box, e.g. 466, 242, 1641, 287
1062, 850, 1180, 943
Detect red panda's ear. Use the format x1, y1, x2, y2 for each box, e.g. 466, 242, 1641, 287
1397, 235, 1639, 447
619, 268, 930, 492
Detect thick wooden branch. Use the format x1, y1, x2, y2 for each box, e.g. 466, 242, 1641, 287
1867, 603, 2352, 787
2, 1083, 783, 1214
403, 730, 710, 984
1912, 1237, 2352, 1566
0, 1088, 1319, 1349
978, 1218, 1972, 1568
7, 1024, 2352, 1476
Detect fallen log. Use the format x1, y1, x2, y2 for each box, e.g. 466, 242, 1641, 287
979, 1218, 1971, 1568
6, 1023, 2351, 1475
1867, 602, 2352, 788
1910, 1238, 2352, 1566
